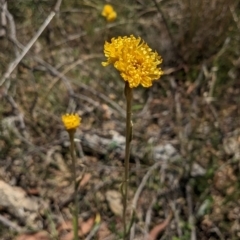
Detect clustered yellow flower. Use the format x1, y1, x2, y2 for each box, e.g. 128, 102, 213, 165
101, 4, 117, 22
102, 35, 163, 88
62, 113, 81, 131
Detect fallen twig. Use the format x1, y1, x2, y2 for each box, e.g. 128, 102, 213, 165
0, 214, 24, 233
130, 161, 162, 238
0, 0, 63, 86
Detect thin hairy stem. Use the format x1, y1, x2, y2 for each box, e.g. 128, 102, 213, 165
123, 82, 133, 239
69, 130, 79, 240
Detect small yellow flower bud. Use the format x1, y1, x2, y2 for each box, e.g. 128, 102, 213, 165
102, 4, 117, 22
62, 113, 81, 131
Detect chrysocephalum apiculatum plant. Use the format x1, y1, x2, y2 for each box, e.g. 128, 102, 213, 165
102, 35, 163, 239
101, 4, 117, 22
61, 113, 81, 240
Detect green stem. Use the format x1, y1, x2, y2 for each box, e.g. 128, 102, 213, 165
69, 130, 79, 240
123, 82, 133, 240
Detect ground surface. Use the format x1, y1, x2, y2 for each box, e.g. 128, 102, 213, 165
0, 0, 240, 239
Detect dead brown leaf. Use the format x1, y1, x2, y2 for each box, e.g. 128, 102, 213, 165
15, 231, 50, 240
57, 220, 72, 232
58, 216, 95, 240
79, 216, 95, 235
147, 212, 172, 240
27, 188, 40, 196
106, 190, 123, 217
79, 173, 91, 187
97, 222, 112, 239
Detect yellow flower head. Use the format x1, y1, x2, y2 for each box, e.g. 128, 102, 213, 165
62, 113, 81, 131
106, 11, 117, 22
101, 4, 117, 22
102, 35, 163, 88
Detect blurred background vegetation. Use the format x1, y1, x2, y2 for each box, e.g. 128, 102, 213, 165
0, 0, 240, 239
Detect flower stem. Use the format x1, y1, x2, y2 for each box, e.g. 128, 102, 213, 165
69, 130, 79, 240
123, 82, 133, 239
